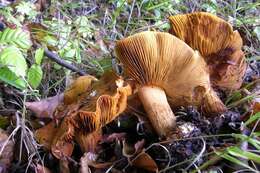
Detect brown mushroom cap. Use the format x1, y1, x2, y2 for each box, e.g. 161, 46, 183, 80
115, 31, 226, 136
168, 12, 247, 89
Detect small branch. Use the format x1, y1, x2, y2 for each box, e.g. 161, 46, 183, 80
44, 49, 87, 76
124, 0, 135, 36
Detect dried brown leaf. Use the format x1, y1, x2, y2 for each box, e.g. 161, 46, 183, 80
0, 129, 14, 169
35, 122, 58, 150
101, 132, 126, 143
36, 164, 52, 173
59, 159, 70, 173
35, 121, 74, 159
25, 94, 64, 119
123, 139, 145, 158
131, 152, 158, 172
80, 152, 113, 170
35, 0, 50, 11
51, 141, 74, 160
253, 101, 260, 114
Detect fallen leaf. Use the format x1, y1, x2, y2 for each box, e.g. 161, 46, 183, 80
80, 152, 112, 170
0, 163, 7, 173
51, 141, 74, 160
123, 140, 136, 158
101, 132, 126, 143
36, 164, 52, 173
131, 152, 158, 172
80, 153, 92, 173
134, 139, 145, 154
123, 139, 145, 158
35, 121, 74, 159
85, 31, 111, 59
51, 120, 74, 159
35, 0, 50, 11
0, 129, 14, 170
253, 101, 260, 114
59, 159, 70, 173
26, 23, 57, 51
25, 94, 64, 119
35, 122, 58, 150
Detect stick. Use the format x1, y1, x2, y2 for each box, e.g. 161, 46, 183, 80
44, 49, 86, 76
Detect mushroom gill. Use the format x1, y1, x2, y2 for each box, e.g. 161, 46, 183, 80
115, 31, 226, 137
168, 12, 247, 89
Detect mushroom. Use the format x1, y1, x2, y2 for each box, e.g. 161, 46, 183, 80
168, 12, 247, 90
58, 71, 132, 136
115, 31, 226, 137
36, 71, 133, 158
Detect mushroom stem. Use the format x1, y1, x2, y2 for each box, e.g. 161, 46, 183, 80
138, 86, 176, 137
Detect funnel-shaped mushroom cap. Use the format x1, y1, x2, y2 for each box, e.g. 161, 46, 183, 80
115, 31, 225, 112
52, 72, 132, 140
34, 72, 132, 159
168, 12, 247, 89
71, 72, 132, 132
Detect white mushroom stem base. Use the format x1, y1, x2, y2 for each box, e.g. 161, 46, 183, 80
138, 86, 176, 137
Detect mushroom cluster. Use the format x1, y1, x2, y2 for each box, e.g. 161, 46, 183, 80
30, 12, 246, 158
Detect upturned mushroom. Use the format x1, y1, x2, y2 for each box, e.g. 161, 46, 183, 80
55, 71, 133, 139
168, 12, 247, 89
115, 31, 226, 137
35, 71, 133, 158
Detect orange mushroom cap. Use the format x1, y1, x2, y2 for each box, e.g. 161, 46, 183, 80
115, 31, 226, 136
115, 31, 225, 111
56, 71, 132, 136
168, 12, 247, 89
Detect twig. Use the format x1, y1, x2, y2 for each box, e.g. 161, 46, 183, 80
232, 127, 250, 170
124, 0, 135, 36
185, 137, 206, 171
44, 49, 86, 76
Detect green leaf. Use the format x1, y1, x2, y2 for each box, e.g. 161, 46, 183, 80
225, 91, 242, 105
0, 28, 32, 50
244, 112, 260, 126
227, 146, 260, 164
0, 46, 27, 77
0, 116, 9, 129
253, 132, 260, 136
0, 7, 22, 27
35, 48, 44, 65
0, 67, 26, 90
27, 64, 43, 89
43, 35, 58, 47
216, 150, 256, 171
232, 134, 260, 150
64, 49, 76, 58
15, 1, 38, 21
